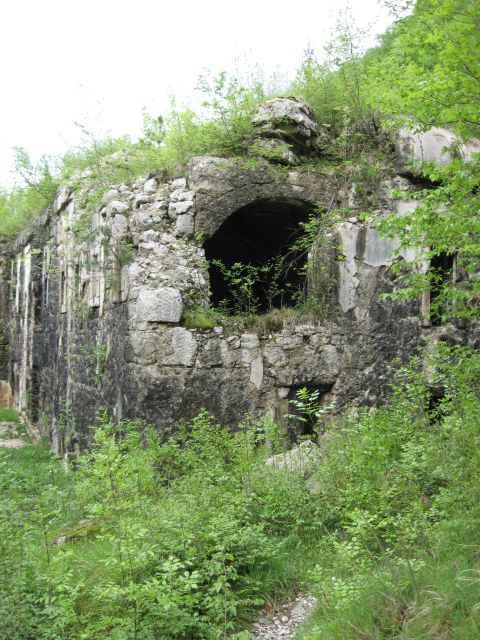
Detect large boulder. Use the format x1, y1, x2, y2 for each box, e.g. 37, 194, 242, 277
252, 97, 321, 165
265, 440, 320, 477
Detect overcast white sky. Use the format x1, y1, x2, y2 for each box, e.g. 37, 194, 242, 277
0, 0, 395, 187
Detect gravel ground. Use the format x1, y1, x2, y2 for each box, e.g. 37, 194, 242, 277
0, 421, 27, 448
250, 593, 317, 639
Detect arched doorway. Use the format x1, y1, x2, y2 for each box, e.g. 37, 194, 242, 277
204, 198, 316, 314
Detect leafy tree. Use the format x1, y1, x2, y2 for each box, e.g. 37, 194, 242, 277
369, 0, 480, 138
364, 1, 480, 319
374, 155, 480, 321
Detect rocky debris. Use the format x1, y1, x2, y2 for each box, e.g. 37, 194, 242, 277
252, 97, 321, 165
250, 593, 317, 639
265, 440, 320, 478
143, 177, 158, 194
0, 421, 27, 448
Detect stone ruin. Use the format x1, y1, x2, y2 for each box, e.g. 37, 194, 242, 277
0, 98, 478, 453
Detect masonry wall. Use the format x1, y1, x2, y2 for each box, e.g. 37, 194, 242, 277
1, 154, 472, 453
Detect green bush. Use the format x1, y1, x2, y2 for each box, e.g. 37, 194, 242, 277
297, 344, 480, 638
0, 409, 315, 639
1, 346, 480, 638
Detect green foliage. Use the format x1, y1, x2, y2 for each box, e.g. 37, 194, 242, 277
182, 307, 224, 330
2, 346, 480, 637
211, 259, 264, 315
0, 148, 60, 237
298, 344, 480, 637
290, 15, 388, 158
286, 387, 334, 436
370, 0, 480, 138
196, 70, 266, 156
0, 409, 316, 638
373, 154, 480, 321
344, 0, 480, 319
0, 406, 21, 424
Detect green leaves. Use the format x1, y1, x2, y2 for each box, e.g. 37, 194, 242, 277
368, 0, 480, 138
373, 154, 480, 321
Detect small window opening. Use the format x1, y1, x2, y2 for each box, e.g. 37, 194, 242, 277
428, 387, 445, 423
204, 198, 316, 314
82, 280, 89, 302
430, 252, 454, 326
74, 264, 80, 294
90, 255, 100, 307
286, 383, 333, 443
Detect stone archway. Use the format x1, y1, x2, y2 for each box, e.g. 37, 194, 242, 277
204, 197, 316, 313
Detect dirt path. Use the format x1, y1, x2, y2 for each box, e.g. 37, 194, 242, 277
0, 420, 27, 448
250, 593, 317, 639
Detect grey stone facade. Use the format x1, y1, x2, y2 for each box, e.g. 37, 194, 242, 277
0, 104, 476, 453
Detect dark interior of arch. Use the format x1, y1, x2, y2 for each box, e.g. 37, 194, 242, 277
430, 252, 455, 326
204, 198, 316, 313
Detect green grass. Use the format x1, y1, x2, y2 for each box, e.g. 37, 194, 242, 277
0, 406, 20, 423
182, 305, 328, 335
1, 345, 480, 639
298, 518, 480, 639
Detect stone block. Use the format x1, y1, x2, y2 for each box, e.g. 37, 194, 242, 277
129, 332, 158, 365
264, 346, 287, 367
143, 178, 158, 194
135, 194, 154, 207
112, 214, 128, 235
136, 287, 183, 323
176, 214, 194, 236
106, 200, 129, 216
163, 328, 197, 366
102, 188, 120, 204
168, 201, 194, 217
171, 177, 186, 190
197, 337, 229, 367
250, 355, 264, 390
170, 188, 195, 203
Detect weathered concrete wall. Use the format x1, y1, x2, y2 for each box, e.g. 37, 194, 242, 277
2, 106, 476, 453
0, 157, 426, 452
396, 126, 480, 175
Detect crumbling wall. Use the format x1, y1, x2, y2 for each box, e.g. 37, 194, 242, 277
2, 103, 475, 453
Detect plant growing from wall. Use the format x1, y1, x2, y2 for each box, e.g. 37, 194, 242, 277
210, 259, 262, 315
290, 208, 341, 314
286, 386, 334, 437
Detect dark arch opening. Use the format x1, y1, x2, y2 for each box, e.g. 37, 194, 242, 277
204, 198, 316, 313
286, 383, 334, 442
